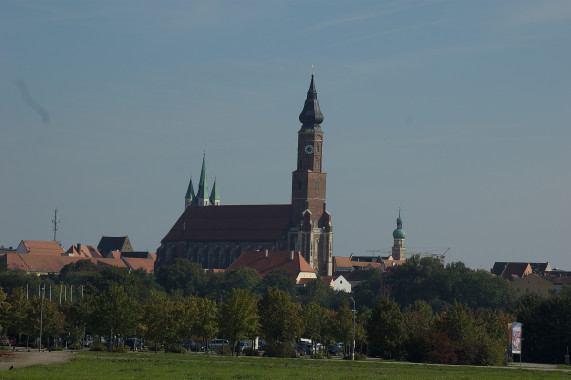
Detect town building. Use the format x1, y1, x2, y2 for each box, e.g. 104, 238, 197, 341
226, 250, 317, 284
156, 73, 333, 276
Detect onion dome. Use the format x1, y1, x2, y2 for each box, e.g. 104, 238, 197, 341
299, 74, 324, 129
393, 210, 406, 239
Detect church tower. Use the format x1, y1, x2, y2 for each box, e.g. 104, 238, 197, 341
289, 72, 333, 276
391, 209, 406, 260
185, 177, 195, 209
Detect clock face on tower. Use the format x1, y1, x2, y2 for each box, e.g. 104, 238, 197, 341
304, 145, 314, 155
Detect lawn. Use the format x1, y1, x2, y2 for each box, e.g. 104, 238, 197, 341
2, 351, 570, 380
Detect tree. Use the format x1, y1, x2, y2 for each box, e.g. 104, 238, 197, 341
155, 258, 206, 297
517, 292, 571, 364
258, 269, 297, 296
223, 267, 260, 295
368, 296, 406, 359
218, 288, 259, 356
89, 284, 140, 349
352, 268, 381, 309
302, 302, 328, 356
195, 297, 218, 350
332, 301, 353, 356
259, 288, 303, 357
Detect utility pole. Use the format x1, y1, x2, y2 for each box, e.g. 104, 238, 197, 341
52, 209, 60, 242
39, 284, 45, 352
350, 297, 356, 361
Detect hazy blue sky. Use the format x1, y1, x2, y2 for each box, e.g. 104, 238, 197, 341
1, 0, 569, 271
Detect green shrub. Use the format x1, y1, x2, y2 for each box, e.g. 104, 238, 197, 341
69, 343, 82, 350
90, 342, 107, 352
166, 345, 186, 354
242, 347, 260, 356
48, 345, 63, 351
216, 345, 231, 356
112, 345, 127, 353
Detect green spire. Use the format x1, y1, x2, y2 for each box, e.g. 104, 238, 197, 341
393, 208, 406, 239
185, 176, 195, 200
209, 177, 220, 205
196, 153, 208, 200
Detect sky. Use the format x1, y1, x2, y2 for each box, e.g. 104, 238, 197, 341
1, 0, 570, 271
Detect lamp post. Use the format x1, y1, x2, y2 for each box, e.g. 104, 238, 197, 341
350, 297, 355, 361
39, 284, 45, 352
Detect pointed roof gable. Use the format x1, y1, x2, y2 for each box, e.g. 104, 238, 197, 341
97, 236, 132, 255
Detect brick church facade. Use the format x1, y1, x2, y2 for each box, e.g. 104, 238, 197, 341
155, 74, 333, 276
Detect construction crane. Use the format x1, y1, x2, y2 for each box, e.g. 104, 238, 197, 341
408, 248, 450, 265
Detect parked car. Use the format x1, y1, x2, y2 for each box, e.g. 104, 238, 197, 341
125, 338, 144, 350
183, 340, 205, 351
328, 344, 341, 356
207, 339, 229, 351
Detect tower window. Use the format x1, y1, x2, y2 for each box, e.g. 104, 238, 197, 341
298, 181, 302, 190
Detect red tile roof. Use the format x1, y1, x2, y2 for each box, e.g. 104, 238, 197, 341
66, 244, 102, 258
121, 257, 156, 273
1, 253, 89, 273
162, 205, 292, 242
19, 240, 65, 255
226, 250, 314, 279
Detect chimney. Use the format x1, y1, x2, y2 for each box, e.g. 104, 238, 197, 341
290, 251, 294, 261
265, 249, 269, 258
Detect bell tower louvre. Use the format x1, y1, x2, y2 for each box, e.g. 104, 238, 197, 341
289, 72, 333, 276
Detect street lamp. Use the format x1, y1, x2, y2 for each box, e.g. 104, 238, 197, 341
350, 297, 355, 361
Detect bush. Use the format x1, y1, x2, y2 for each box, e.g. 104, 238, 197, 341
343, 353, 367, 360
166, 345, 186, 354
112, 345, 127, 353
90, 342, 107, 352
69, 343, 82, 350
312, 352, 325, 359
242, 347, 260, 356
48, 345, 63, 351
263, 342, 297, 358
216, 345, 232, 356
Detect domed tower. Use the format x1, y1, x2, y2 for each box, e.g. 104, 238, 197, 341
289, 71, 333, 276
392, 209, 406, 260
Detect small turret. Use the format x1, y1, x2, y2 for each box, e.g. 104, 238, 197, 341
210, 178, 220, 206
185, 176, 196, 210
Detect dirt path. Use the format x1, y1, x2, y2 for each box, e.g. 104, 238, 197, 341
0, 350, 74, 371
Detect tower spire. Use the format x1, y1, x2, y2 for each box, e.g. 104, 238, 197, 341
209, 177, 220, 206
196, 152, 210, 206
298, 71, 324, 130
185, 176, 196, 209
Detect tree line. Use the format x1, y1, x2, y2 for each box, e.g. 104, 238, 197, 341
0, 256, 568, 364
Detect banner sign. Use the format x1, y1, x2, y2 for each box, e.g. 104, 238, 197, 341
511, 322, 522, 354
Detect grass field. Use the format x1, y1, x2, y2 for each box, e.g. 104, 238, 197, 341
2, 351, 570, 379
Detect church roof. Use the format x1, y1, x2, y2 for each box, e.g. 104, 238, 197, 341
162, 204, 292, 242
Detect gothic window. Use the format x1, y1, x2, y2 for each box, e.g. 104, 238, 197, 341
299, 181, 302, 190
315, 159, 320, 171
